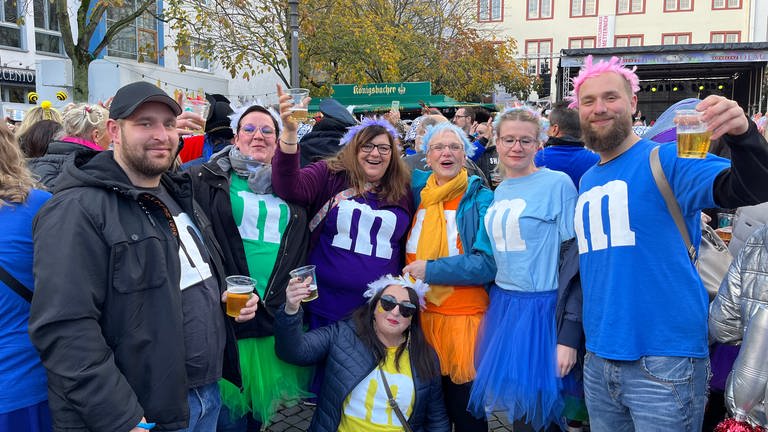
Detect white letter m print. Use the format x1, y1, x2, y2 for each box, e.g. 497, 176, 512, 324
575, 180, 636, 254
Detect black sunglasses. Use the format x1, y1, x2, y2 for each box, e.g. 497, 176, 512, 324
379, 294, 417, 318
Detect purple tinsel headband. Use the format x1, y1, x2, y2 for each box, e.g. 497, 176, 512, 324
339, 117, 399, 146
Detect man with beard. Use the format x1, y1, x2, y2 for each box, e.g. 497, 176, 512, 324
29, 82, 257, 432
452, 107, 475, 140
570, 56, 768, 432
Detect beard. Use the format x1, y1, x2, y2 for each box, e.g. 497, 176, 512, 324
117, 130, 176, 180
581, 113, 633, 153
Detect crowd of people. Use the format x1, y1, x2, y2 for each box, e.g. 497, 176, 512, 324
2, 55, 768, 432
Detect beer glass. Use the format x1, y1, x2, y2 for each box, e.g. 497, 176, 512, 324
225, 275, 256, 318
290, 265, 318, 302
287, 88, 310, 122
675, 109, 711, 159
182, 98, 211, 135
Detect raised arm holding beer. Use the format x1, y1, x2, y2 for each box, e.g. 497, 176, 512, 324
569, 55, 768, 432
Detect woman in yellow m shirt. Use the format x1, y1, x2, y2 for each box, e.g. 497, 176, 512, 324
274, 274, 449, 432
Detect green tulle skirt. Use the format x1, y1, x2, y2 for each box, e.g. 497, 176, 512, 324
219, 336, 313, 425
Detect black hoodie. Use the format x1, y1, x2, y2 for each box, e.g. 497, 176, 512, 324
29, 150, 240, 432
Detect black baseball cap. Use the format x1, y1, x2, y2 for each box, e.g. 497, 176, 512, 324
109, 81, 181, 120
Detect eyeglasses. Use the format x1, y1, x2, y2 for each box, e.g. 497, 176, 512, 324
379, 294, 417, 318
498, 136, 537, 150
241, 124, 276, 136
360, 143, 392, 155
429, 143, 464, 153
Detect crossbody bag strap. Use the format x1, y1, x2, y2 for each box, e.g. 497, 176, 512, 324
0, 265, 33, 303
309, 182, 375, 232
378, 366, 413, 432
649, 146, 697, 263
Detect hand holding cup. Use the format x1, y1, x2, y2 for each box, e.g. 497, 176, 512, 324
276, 84, 311, 133
176, 110, 206, 136
222, 276, 259, 322
285, 275, 315, 315
696, 95, 749, 140
181, 98, 210, 135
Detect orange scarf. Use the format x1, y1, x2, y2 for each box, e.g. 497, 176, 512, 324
416, 169, 468, 305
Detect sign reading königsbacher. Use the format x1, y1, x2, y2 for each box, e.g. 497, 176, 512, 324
332, 82, 431, 102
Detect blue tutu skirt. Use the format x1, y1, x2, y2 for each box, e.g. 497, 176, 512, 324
468, 286, 564, 430
0, 400, 52, 432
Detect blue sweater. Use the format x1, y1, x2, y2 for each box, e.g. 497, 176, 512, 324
0, 189, 51, 413
534, 137, 599, 190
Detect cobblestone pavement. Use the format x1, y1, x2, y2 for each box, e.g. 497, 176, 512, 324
264, 403, 516, 431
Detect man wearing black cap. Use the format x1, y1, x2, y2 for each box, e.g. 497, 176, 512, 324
29, 81, 256, 432
297, 98, 357, 166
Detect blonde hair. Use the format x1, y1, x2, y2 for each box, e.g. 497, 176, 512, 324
60, 103, 108, 141
493, 108, 542, 178
14, 105, 63, 139
0, 123, 38, 205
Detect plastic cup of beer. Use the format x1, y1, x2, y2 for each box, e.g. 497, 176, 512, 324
675, 109, 711, 159
290, 265, 318, 302
182, 98, 211, 135
715, 226, 732, 243
225, 275, 256, 318
287, 88, 309, 122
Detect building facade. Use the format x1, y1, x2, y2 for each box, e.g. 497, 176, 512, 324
477, 0, 759, 100
1, 0, 283, 121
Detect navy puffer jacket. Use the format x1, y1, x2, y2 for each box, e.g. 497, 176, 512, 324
274, 307, 450, 432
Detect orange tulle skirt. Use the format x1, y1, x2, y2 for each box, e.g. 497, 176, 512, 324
421, 310, 484, 384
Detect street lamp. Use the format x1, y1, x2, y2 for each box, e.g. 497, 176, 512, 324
288, 0, 299, 87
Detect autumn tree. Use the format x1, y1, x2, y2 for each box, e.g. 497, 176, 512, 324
165, 0, 292, 85
170, 0, 534, 102
17, 0, 160, 100
300, 0, 534, 101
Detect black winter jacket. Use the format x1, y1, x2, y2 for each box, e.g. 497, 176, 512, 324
27, 140, 89, 190
29, 151, 241, 432
188, 153, 310, 338
555, 238, 584, 350
274, 307, 450, 432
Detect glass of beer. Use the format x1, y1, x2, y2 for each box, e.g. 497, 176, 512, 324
715, 226, 732, 243
675, 109, 711, 159
182, 98, 211, 135
287, 88, 310, 122
290, 265, 318, 302
225, 275, 256, 318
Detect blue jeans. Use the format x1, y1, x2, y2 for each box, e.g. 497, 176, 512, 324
583, 352, 711, 432
171, 383, 222, 432
216, 404, 262, 432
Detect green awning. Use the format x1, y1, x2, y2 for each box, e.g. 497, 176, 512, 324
308, 94, 462, 114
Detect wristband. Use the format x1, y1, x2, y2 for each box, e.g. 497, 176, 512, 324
138, 421, 156, 430
281, 138, 298, 145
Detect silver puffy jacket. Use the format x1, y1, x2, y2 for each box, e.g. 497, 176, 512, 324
709, 224, 768, 426
710, 224, 768, 343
